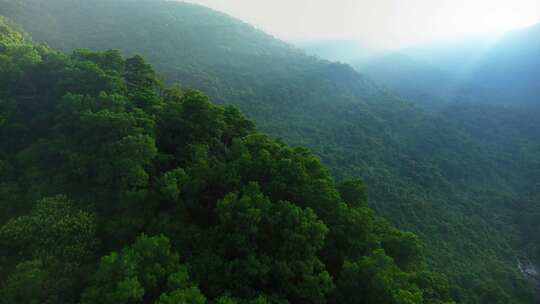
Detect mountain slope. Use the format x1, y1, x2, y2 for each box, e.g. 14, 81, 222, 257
0, 17, 457, 304
298, 9, 540, 290
297, 39, 375, 64
470, 23, 540, 104
0, 0, 536, 302
358, 53, 463, 105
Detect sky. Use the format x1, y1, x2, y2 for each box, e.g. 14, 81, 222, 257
181, 0, 540, 49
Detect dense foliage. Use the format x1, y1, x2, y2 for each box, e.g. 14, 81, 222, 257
0, 0, 537, 302
0, 19, 457, 303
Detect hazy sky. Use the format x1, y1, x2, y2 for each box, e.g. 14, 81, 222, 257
181, 0, 540, 49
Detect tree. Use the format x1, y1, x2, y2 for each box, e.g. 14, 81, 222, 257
0, 260, 50, 304
335, 249, 422, 304
82, 234, 204, 304
191, 183, 333, 303
0, 196, 96, 304
0, 195, 96, 263
381, 231, 423, 271
337, 178, 368, 208
124, 54, 161, 93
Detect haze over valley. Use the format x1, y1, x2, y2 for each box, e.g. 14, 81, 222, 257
0, 1, 539, 303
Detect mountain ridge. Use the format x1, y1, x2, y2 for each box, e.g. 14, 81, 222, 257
1, 0, 537, 302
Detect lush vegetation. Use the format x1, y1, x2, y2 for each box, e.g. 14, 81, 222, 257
438, 103, 540, 261
0, 18, 457, 303
1, 0, 539, 302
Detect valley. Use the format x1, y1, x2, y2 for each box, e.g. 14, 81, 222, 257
0, 0, 539, 303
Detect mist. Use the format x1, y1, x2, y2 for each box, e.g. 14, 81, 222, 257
182, 0, 540, 49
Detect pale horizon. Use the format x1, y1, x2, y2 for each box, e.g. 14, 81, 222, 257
181, 0, 540, 49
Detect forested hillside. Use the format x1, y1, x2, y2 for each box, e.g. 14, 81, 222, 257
305, 19, 540, 268
298, 40, 373, 65
0, 0, 537, 302
439, 102, 540, 262
0, 17, 458, 303
358, 54, 465, 106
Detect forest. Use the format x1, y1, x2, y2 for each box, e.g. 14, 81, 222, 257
1, 0, 539, 303
0, 17, 455, 303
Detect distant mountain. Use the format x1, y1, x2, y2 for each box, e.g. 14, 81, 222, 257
403, 24, 540, 105
403, 35, 502, 79
357, 53, 461, 105
305, 25, 540, 106
299, 36, 500, 106
1, 0, 538, 302
358, 52, 512, 106
295, 39, 375, 64
469, 23, 540, 104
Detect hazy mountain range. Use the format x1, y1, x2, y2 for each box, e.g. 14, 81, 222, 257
304, 23, 540, 106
